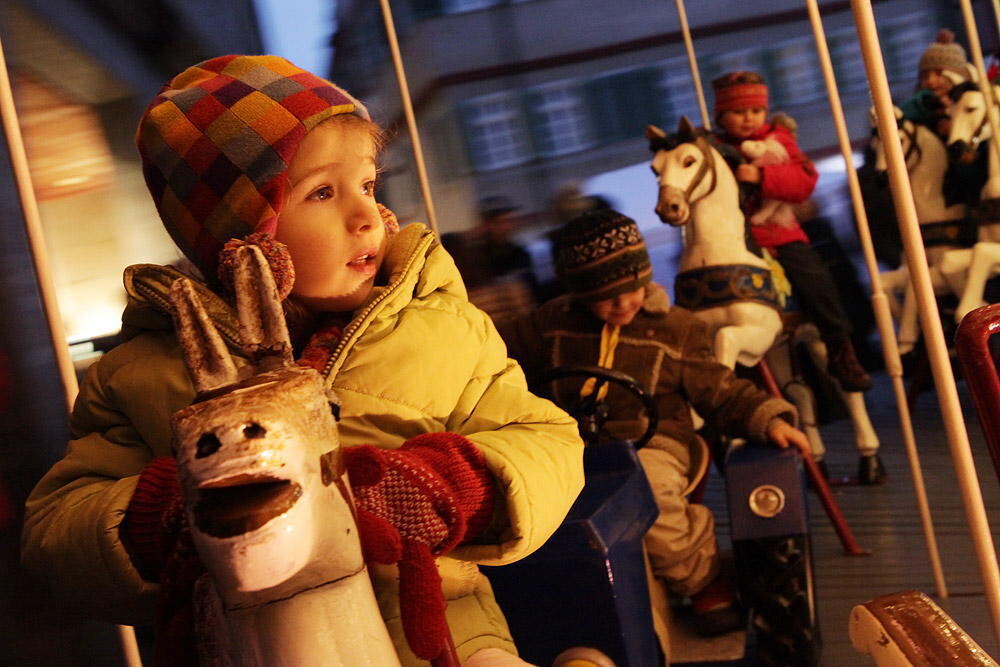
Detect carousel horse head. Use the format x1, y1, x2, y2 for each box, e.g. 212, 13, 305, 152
947, 75, 994, 163
647, 117, 721, 225
169, 245, 360, 599
869, 106, 923, 176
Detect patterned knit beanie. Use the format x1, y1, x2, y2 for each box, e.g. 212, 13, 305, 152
136, 55, 373, 297
553, 209, 653, 303
918, 29, 968, 79
713, 71, 769, 117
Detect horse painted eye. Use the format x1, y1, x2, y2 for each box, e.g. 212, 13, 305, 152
683, 156, 696, 168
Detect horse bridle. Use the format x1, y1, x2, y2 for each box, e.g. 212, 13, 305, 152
870, 117, 921, 169
679, 136, 718, 204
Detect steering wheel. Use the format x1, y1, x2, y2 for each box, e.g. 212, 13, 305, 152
533, 365, 659, 449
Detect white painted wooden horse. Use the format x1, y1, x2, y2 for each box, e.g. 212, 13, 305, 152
869, 106, 971, 354
944, 78, 1000, 323
647, 118, 879, 462
169, 245, 401, 666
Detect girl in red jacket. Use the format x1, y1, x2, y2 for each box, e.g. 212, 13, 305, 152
712, 71, 872, 393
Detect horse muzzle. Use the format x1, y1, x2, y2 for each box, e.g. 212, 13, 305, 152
193, 473, 303, 538
655, 186, 689, 225
948, 140, 971, 163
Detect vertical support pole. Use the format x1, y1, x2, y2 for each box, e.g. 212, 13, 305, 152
804, 0, 947, 598
673, 0, 712, 131
852, 0, 1000, 645
0, 35, 143, 667
378, 0, 441, 238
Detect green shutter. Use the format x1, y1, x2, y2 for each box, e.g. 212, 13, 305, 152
585, 75, 623, 144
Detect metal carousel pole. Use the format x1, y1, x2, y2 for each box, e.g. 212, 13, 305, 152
378, 0, 441, 239
851, 0, 1000, 645
673, 0, 712, 131
0, 35, 143, 667
804, 0, 948, 598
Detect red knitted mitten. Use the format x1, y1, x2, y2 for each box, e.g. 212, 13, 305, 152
122, 457, 204, 667
343, 433, 495, 661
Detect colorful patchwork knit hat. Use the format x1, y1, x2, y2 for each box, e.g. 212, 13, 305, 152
918, 29, 968, 79
712, 71, 769, 117
136, 55, 371, 295
553, 208, 653, 303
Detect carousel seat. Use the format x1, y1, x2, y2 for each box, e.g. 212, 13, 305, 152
482, 440, 661, 667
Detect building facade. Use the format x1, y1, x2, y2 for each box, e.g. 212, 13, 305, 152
331, 0, 979, 234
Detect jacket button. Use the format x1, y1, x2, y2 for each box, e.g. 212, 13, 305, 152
647, 329, 655, 337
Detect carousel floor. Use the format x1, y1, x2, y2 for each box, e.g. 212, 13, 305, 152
2, 366, 1000, 666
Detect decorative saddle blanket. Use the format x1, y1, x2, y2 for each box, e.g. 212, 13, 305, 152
674, 264, 782, 312
920, 218, 977, 248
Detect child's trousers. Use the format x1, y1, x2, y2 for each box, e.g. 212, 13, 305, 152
638, 435, 718, 597
770, 240, 853, 344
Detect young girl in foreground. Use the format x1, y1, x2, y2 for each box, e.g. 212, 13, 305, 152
21, 55, 584, 667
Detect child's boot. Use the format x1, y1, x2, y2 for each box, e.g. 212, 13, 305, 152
690, 574, 744, 636
827, 338, 872, 392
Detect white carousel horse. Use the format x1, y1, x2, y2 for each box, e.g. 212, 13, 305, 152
169, 245, 400, 666
869, 106, 970, 354
647, 118, 879, 462
944, 79, 1000, 323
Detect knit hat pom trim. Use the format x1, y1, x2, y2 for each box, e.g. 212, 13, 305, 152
217, 232, 295, 301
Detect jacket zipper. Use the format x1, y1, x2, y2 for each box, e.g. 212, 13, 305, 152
321, 232, 434, 381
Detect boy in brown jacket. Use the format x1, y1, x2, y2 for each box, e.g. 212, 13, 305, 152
499, 208, 810, 636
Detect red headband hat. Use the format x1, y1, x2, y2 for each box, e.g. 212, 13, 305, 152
712, 71, 769, 115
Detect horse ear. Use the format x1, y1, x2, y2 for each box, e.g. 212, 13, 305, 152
646, 124, 667, 141
677, 116, 696, 139
233, 245, 294, 373
171, 278, 240, 395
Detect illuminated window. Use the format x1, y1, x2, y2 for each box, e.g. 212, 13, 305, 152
460, 92, 532, 170
525, 81, 594, 157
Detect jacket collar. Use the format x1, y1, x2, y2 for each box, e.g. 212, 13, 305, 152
122, 223, 454, 372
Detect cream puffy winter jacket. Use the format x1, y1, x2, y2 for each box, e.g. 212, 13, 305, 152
22, 223, 585, 665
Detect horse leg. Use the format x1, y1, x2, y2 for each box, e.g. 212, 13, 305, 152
764, 336, 825, 462
796, 325, 880, 457
713, 324, 769, 370
879, 266, 909, 320
938, 248, 973, 303
955, 242, 1000, 323
897, 282, 920, 356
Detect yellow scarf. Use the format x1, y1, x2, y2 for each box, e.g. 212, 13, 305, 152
579, 323, 621, 401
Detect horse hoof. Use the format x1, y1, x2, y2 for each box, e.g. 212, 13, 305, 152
858, 454, 887, 486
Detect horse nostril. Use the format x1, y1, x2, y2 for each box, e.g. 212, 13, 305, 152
670, 203, 680, 212
243, 422, 266, 439
196, 433, 222, 458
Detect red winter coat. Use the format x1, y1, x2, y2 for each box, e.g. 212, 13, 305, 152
720, 123, 819, 249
